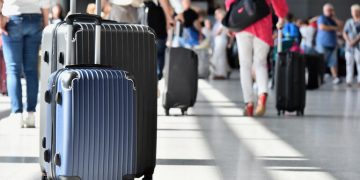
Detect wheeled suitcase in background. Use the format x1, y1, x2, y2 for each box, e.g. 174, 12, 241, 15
43, 67, 137, 180
194, 49, 210, 79
163, 47, 198, 115
305, 54, 323, 90
39, 2, 157, 179
275, 31, 306, 116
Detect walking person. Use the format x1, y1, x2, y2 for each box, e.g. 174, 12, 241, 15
225, 0, 288, 116
211, 8, 230, 79
0, 0, 49, 127
343, 4, 360, 87
316, 3, 343, 84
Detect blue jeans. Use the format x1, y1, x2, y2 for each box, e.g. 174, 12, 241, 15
316, 45, 337, 68
156, 38, 166, 80
2, 14, 43, 113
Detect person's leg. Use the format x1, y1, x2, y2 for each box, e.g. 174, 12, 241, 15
253, 37, 270, 95
156, 38, 167, 80
328, 48, 340, 83
23, 15, 42, 113
2, 16, 24, 113
354, 49, 360, 84
253, 37, 270, 116
235, 32, 254, 115
345, 51, 354, 85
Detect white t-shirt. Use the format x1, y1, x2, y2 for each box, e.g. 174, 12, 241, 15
300, 25, 316, 48
2, 0, 50, 16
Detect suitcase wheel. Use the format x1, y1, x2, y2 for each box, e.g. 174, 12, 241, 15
55, 92, 62, 105
296, 110, 304, 116
41, 174, 47, 180
44, 90, 51, 104
58, 52, 64, 65
43, 51, 49, 63
277, 110, 285, 116
165, 108, 170, 116
181, 108, 188, 116
142, 174, 153, 180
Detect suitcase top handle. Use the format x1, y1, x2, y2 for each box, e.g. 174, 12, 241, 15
64, 13, 102, 65
65, 14, 102, 26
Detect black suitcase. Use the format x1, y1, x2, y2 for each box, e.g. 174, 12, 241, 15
39, 9, 157, 180
163, 47, 198, 115
305, 54, 323, 90
275, 31, 306, 116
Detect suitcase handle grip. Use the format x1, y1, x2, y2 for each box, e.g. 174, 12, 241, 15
65, 13, 102, 25
65, 64, 112, 69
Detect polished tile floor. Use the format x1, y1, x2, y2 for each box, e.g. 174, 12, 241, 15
0, 72, 359, 180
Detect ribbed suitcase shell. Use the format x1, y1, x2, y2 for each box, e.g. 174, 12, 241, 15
163, 47, 198, 115
275, 52, 306, 115
40, 22, 157, 178
44, 68, 136, 179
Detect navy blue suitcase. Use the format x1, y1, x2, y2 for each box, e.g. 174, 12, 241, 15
43, 67, 137, 180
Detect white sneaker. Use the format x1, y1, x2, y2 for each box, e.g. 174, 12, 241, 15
332, 77, 341, 85
23, 112, 36, 128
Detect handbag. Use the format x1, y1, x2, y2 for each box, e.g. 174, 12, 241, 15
222, 0, 270, 31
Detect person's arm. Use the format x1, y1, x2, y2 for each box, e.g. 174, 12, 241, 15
0, 0, 8, 35
159, 0, 175, 29
40, 0, 50, 28
270, 0, 289, 29
194, 17, 202, 32
351, 34, 360, 46
41, 8, 49, 28
318, 16, 339, 31
342, 21, 352, 45
216, 27, 223, 36
319, 24, 337, 31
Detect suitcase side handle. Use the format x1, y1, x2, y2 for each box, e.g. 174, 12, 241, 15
65, 13, 102, 25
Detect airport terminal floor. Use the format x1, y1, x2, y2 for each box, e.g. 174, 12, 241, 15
0, 72, 360, 180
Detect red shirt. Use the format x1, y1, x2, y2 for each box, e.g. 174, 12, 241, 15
225, 0, 289, 46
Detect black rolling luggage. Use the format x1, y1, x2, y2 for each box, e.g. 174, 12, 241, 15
275, 31, 306, 116
163, 47, 198, 115
39, 1, 157, 179
305, 54, 323, 90
162, 22, 198, 116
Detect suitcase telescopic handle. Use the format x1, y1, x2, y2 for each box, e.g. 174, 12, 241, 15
66, 0, 102, 65
277, 29, 283, 53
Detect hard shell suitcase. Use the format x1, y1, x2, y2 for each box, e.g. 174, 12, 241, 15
163, 47, 198, 115
275, 31, 306, 116
39, 11, 157, 179
43, 67, 137, 180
